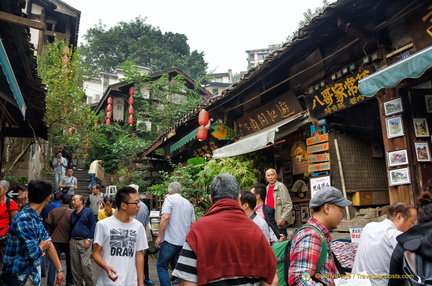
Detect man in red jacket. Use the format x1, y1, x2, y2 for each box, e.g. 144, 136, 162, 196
172, 173, 277, 285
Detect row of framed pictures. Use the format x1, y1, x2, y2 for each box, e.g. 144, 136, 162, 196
384, 96, 432, 116
388, 142, 431, 166
386, 116, 430, 138
384, 97, 430, 138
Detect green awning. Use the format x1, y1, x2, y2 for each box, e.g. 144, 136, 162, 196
0, 37, 27, 119
359, 45, 432, 97
170, 128, 198, 153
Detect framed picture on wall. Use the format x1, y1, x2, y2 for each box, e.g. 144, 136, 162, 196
300, 206, 310, 223
414, 142, 431, 162
425, 95, 432, 113
388, 167, 411, 186
413, 118, 430, 137
371, 143, 384, 158
386, 115, 404, 138
284, 161, 292, 174
383, 98, 403, 116
387, 149, 408, 167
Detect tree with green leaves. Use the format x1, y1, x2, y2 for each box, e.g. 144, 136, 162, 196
37, 37, 96, 160
286, 0, 331, 42
80, 17, 208, 80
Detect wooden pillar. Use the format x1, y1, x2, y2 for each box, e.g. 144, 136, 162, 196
377, 88, 413, 205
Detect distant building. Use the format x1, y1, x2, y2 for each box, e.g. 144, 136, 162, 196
206, 70, 233, 96
245, 44, 282, 69
84, 66, 151, 104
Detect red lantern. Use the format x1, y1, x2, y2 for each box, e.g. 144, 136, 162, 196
63, 46, 70, 56
107, 97, 113, 105
128, 115, 134, 125
106, 119, 111, 125
69, 127, 75, 136
128, 106, 135, 115
106, 111, 112, 119
128, 96, 134, 105
129, 87, 134, 95
107, 104, 113, 112
198, 109, 209, 126
197, 126, 208, 141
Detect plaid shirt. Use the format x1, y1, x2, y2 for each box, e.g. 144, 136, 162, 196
288, 217, 337, 285
2, 205, 50, 285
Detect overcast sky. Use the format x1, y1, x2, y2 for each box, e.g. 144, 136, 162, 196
64, 0, 332, 75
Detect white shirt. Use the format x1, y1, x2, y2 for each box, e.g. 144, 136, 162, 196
251, 212, 270, 243
94, 216, 148, 286
352, 218, 402, 286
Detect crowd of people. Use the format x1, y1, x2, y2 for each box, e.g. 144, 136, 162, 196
0, 165, 431, 285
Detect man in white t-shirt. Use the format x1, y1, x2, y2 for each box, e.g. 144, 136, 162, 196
92, 186, 148, 286
88, 159, 102, 189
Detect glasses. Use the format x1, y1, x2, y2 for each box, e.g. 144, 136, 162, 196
123, 201, 140, 205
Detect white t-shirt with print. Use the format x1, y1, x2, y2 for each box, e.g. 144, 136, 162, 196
94, 216, 148, 286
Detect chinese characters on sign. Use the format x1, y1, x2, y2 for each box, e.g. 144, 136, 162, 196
238, 91, 303, 136
304, 69, 372, 119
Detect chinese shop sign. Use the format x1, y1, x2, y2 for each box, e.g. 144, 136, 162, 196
238, 91, 303, 136
304, 69, 372, 119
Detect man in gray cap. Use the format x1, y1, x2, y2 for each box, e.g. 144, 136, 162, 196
288, 186, 351, 286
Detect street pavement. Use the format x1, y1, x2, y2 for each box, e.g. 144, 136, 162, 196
41, 253, 161, 285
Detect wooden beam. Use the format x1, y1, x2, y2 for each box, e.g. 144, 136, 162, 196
0, 11, 45, 30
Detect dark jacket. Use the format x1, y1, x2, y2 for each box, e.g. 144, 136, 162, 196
388, 220, 432, 285
262, 204, 287, 238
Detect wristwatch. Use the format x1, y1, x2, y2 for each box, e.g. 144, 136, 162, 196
56, 269, 64, 273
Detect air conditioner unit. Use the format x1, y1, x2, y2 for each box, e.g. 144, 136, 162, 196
136, 120, 152, 132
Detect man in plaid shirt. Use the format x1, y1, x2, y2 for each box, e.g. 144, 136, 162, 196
288, 186, 352, 285
1, 179, 65, 286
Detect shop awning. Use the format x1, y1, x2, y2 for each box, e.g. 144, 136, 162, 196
212, 112, 306, 159
359, 45, 432, 97
170, 128, 198, 153
0, 37, 26, 119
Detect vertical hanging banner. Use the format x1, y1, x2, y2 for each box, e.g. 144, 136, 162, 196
113, 97, 124, 122
304, 68, 373, 119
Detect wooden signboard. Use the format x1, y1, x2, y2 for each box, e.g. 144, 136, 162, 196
304, 68, 373, 119
95, 164, 104, 181
307, 142, 329, 154
308, 153, 330, 163
308, 162, 330, 173
306, 133, 329, 146
238, 91, 303, 136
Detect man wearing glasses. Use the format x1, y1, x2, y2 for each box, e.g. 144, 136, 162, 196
93, 186, 148, 286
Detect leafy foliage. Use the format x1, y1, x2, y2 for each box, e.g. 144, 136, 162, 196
80, 17, 208, 79
37, 37, 96, 155
286, 0, 331, 42
148, 154, 266, 218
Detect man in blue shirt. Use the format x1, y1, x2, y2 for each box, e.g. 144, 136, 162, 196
70, 194, 95, 286
1, 179, 65, 285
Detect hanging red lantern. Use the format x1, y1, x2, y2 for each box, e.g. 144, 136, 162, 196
128, 106, 135, 115
128, 96, 134, 105
106, 111, 112, 119
198, 109, 209, 126
128, 115, 134, 125
196, 126, 208, 141
69, 127, 75, 136
129, 87, 134, 95
107, 104, 113, 112
106, 119, 111, 125
107, 97, 113, 105
63, 46, 70, 56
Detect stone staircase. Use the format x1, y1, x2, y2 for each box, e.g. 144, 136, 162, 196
42, 169, 93, 200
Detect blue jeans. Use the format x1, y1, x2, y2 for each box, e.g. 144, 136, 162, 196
88, 173, 96, 187
156, 241, 182, 286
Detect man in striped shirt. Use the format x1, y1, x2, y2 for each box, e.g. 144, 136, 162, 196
288, 186, 352, 286
172, 173, 277, 286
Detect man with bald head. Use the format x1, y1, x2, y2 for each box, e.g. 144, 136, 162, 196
265, 168, 293, 236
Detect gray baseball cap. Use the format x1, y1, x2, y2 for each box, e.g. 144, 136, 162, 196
309, 186, 352, 208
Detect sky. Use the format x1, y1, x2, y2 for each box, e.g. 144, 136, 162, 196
64, 0, 332, 75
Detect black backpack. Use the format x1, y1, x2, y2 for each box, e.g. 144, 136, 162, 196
402, 239, 432, 285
